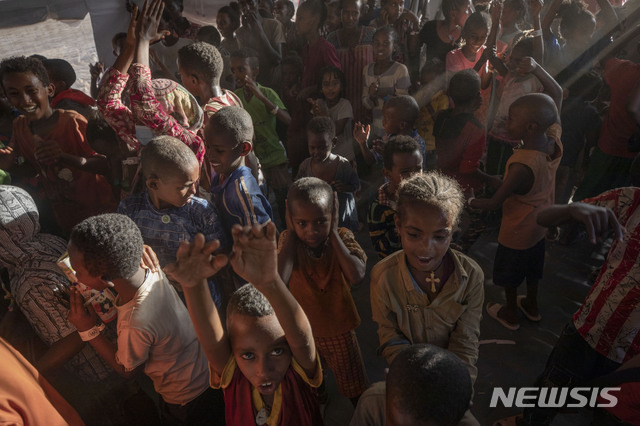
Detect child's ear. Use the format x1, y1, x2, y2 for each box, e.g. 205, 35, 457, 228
239, 141, 252, 156
394, 212, 401, 230
45, 83, 55, 98
146, 176, 160, 190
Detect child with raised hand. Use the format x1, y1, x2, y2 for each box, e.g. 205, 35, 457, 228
0, 56, 116, 234
230, 47, 291, 227
117, 136, 229, 310
278, 177, 369, 405
367, 135, 423, 259
363, 25, 411, 139
469, 93, 562, 331
370, 173, 484, 383
165, 221, 324, 425
499, 0, 526, 53
297, 117, 361, 231
308, 66, 356, 162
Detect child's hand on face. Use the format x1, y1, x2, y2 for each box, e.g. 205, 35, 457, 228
244, 75, 261, 96
230, 222, 279, 287
33, 136, 63, 165
307, 98, 326, 116
516, 57, 538, 75
353, 122, 370, 146
68, 287, 99, 332
164, 235, 228, 289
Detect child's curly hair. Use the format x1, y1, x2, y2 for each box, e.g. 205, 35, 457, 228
397, 173, 465, 228
227, 283, 275, 320
178, 41, 224, 84
0, 56, 50, 90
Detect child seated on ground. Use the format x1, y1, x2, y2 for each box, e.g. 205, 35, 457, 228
205, 105, 273, 242
278, 177, 369, 405
231, 47, 291, 227
0, 56, 116, 234
355, 95, 425, 168
117, 136, 229, 310
434, 69, 488, 192
368, 136, 423, 259
97, 4, 204, 163
414, 58, 449, 172
66, 213, 224, 425
350, 344, 473, 426
370, 173, 483, 388
297, 117, 360, 231
469, 93, 562, 330
42, 58, 96, 119
165, 221, 324, 425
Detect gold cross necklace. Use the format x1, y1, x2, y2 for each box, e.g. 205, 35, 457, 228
425, 259, 445, 293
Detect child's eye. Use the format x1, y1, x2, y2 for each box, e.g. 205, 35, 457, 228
241, 352, 255, 360
271, 348, 284, 356
296, 221, 306, 227
407, 233, 419, 238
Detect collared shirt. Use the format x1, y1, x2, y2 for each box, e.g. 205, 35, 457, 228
370, 249, 484, 382
573, 187, 640, 363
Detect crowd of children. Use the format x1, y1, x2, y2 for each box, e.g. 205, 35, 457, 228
1, 0, 639, 424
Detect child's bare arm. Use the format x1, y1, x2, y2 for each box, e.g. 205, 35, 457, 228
469, 163, 532, 210
231, 222, 317, 376
518, 57, 562, 112
530, 0, 544, 65
541, 0, 563, 43
164, 236, 231, 376
134, 0, 168, 69
536, 203, 624, 244
112, 5, 138, 75
329, 193, 366, 284
245, 77, 291, 125
277, 201, 297, 284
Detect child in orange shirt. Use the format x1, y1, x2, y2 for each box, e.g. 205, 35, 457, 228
278, 177, 369, 405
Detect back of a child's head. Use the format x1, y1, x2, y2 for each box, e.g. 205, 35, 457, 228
566, 70, 602, 102
448, 69, 481, 106
318, 66, 346, 99
511, 93, 558, 131
141, 136, 199, 180
230, 47, 260, 70
196, 25, 223, 47
442, 0, 471, 20
397, 173, 464, 228
307, 116, 336, 139
462, 11, 491, 35
386, 344, 472, 426
383, 135, 422, 170
0, 56, 49, 90
70, 213, 143, 281
384, 95, 420, 128
42, 58, 76, 90
86, 114, 119, 154
207, 105, 254, 144
298, 0, 328, 29
227, 283, 275, 323
287, 177, 333, 209
178, 41, 224, 85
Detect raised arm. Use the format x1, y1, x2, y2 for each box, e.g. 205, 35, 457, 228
164, 235, 232, 376
530, 0, 544, 65
231, 222, 317, 377
518, 57, 562, 112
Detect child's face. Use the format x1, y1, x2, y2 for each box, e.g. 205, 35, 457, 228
463, 26, 488, 54
507, 45, 527, 72
177, 60, 200, 98
341, 0, 360, 29
217, 12, 237, 38
307, 132, 334, 163
281, 64, 300, 88
326, 3, 342, 34
295, 8, 318, 38
373, 32, 395, 62
396, 201, 453, 274
229, 313, 292, 397
2, 71, 53, 122
230, 57, 258, 88
274, 0, 292, 22
67, 241, 109, 291
384, 151, 422, 189
149, 162, 200, 209
419, 71, 438, 87
321, 72, 342, 101
382, 106, 405, 135
204, 124, 246, 178
289, 198, 332, 249
505, 103, 529, 140
384, 0, 404, 22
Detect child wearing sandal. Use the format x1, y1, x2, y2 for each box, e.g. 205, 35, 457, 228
468, 93, 562, 331
370, 172, 483, 424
